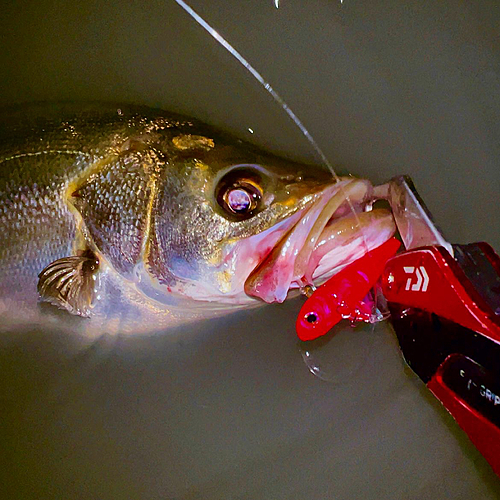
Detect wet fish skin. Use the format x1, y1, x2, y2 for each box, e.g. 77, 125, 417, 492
0, 102, 339, 333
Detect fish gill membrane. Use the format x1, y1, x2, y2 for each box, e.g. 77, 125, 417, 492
0, 3, 396, 345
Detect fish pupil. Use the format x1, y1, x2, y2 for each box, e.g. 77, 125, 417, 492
227, 188, 252, 213
216, 167, 263, 220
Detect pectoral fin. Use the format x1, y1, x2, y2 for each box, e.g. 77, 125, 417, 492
37, 251, 99, 317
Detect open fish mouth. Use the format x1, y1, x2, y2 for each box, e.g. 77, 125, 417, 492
244, 178, 396, 303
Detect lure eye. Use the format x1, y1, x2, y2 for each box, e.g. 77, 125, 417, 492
216, 168, 264, 220
304, 312, 318, 324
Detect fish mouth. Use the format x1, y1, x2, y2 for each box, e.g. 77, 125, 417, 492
244, 178, 396, 303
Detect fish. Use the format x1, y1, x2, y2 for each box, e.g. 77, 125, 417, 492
0, 102, 396, 334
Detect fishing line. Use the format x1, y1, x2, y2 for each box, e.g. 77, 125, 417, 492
173, 0, 380, 380
173, 0, 373, 281
173, 0, 339, 179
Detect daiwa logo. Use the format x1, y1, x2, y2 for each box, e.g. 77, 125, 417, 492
404, 266, 430, 292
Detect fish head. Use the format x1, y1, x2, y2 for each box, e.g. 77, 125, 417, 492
144, 132, 337, 306
71, 117, 394, 311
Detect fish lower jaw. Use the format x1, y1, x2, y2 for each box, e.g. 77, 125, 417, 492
129, 263, 258, 310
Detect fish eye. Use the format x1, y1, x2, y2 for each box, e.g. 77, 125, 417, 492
216, 168, 264, 220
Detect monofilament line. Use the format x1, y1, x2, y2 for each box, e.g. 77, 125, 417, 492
173, 0, 370, 257
172, 0, 339, 182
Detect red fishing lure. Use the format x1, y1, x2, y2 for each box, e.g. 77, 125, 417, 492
296, 237, 401, 341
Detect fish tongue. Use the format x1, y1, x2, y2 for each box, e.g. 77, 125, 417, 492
244, 185, 339, 303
